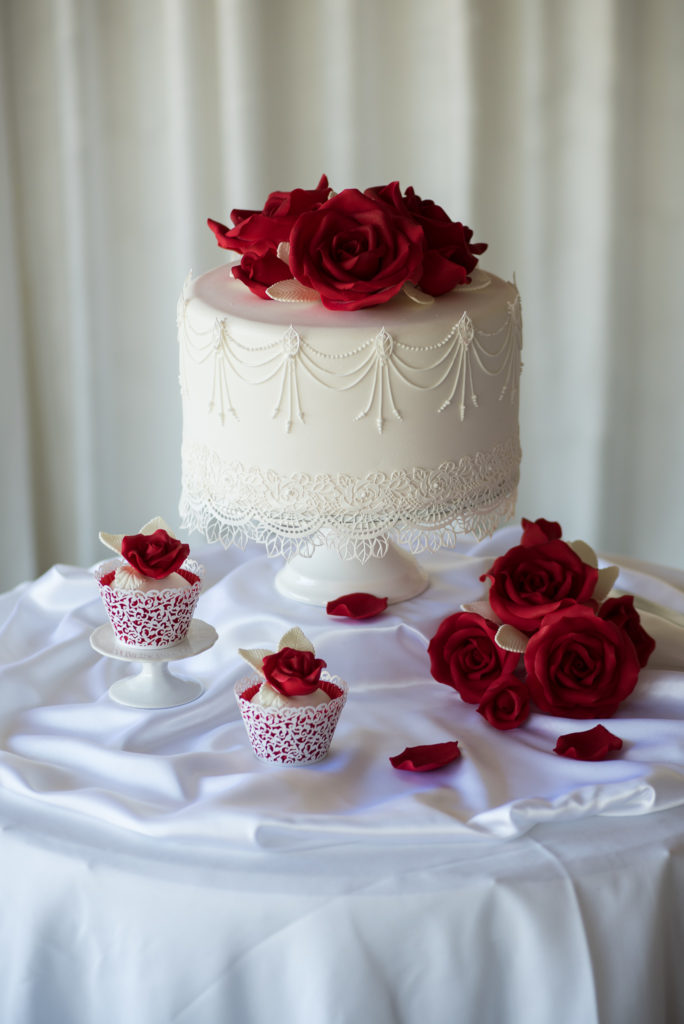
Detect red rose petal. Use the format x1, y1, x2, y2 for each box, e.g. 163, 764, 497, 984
326, 592, 388, 620
327, 593, 389, 614
520, 517, 563, 546
389, 741, 461, 772
554, 724, 623, 761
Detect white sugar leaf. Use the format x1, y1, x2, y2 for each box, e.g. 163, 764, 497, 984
99, 531, 124, 555
594, 565, 620, 603
461, 600, 497, 622
278, 627, 315, 653
266, 279, 319, 303
495, 624, 528, 654
276, 241, 291, 264
139, 516, 174, 537
402, 282, 435, 305
238, 647, 273, 674
568, 539, 598, 567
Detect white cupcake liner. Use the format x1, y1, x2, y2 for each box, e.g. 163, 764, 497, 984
234, 673, 348, 765
95, 557, 203, 649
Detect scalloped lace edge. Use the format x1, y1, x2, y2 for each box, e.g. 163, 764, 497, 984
179, 438, 520, 562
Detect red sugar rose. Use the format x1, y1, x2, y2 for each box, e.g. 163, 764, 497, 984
524, 605, 640, 719
428, 611, 520, 704
598, 594, 655, 668
289, 188, 425, 311
231, 251, 290, 299
365, 181, 486, 295
520, 517, 563, 547
554, 724, 623, 760
121, 529, 190, 580
389, 741, 461, 772
483, 539, 599, 635
262, 647, 327, 697
208, 174, 330, 259
477, 677, 530, 730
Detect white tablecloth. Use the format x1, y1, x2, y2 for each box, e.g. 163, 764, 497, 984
1, 526, 684, 1024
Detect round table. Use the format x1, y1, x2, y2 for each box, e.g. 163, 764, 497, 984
1, 527, 683, 1024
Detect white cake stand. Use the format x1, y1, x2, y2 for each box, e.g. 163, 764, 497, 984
275, 539, 429, 606
90, 619, 218, 708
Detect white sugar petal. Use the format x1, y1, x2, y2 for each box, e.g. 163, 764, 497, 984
276, 241, 291, 264
594, 565, 620, 603
238, 647, 274, 674
568, 539, 598, 567
266, 279, 320, 303
461, 600, 498, 622
99, 531, 124, 555
278, 627, 315, 653
139, 516, 175, 537
495, 624, 528, 654
402, 282, 435, 305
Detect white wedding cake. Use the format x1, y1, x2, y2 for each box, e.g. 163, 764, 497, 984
178, 178, 522, 597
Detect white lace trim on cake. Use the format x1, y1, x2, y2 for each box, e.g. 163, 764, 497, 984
179, 437, 521, 562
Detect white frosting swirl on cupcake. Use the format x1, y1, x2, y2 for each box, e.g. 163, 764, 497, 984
112, 564, 190, 592
251, 681, 330, 709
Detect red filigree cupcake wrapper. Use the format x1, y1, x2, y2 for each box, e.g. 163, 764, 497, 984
96, 558, 203, 649
234, 674, 348, 766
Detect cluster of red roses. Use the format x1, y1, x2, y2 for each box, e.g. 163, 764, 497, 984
208, 175, 486, 311
428, 518, 655, 740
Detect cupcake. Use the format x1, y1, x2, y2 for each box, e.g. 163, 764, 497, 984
235, 627, 347, 765
95, 516, 203, 649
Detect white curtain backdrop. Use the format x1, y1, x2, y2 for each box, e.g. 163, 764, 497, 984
2, 0, 683, 590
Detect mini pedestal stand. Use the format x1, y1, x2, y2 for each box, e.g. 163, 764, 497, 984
275, 538, 429, 606
90, 619, 218, 709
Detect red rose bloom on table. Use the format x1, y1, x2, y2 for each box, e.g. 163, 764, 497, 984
477, 677, 530, 730
120, 529, 190, 580
262, 646, 327, 697
483, 539, 599, 636
520, 517, 563, 547
365, 181, 486, 296
524, 605, 640, 718
289, 188, 425, 310
599, 594, 655, 668
428, 611, 520, 704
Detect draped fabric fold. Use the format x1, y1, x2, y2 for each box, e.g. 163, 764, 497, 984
2, 0, 684, 588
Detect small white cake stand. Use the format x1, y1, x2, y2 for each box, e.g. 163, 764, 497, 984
90, 619, 218, 709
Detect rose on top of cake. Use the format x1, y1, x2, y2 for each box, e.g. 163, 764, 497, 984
208, 176, 486, 311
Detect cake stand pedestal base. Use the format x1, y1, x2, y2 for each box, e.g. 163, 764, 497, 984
275, 540, 429, 606
90, 619, 217, 708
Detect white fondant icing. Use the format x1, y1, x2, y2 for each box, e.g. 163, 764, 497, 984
179, 264, 522, 559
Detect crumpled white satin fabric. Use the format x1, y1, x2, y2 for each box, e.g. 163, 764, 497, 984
1, 525, 684, 851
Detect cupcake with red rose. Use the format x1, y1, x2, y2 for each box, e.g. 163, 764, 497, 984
235, 627, 347, 765
95, 516, 203, 648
